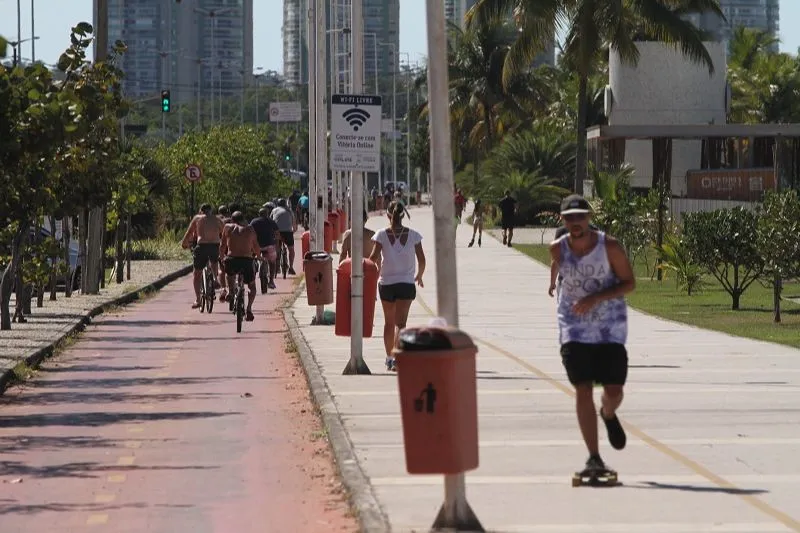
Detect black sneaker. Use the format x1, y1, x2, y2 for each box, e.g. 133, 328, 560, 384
502, 235, 507, 245
600, 407, 627, 450
288, 267, 296, 276
468, 240, 474, 247
585, 454, 606, 471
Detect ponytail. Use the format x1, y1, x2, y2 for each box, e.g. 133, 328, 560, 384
388, 201, 404, 226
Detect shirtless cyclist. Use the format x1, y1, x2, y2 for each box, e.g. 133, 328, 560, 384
219, 211, 261, 322
181, 203, 224, 309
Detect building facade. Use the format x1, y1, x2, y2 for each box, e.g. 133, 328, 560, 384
686, 0, 779, 51
445, 0, 478, 29
282, 0, 399, 89
98, 0, 253, 103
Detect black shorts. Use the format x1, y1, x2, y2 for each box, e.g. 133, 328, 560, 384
501, 217, 514, 230
279, 231, 295, 248
223, 256, 256, 285
561, 342, 628, 386
192, 243, 220, 271
378, 282, 416, 302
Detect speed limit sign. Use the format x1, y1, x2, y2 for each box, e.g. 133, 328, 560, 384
184, 163, 203, 183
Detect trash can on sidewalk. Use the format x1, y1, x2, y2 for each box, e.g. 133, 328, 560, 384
393, 325, 479, 475
304, 251, 334, 306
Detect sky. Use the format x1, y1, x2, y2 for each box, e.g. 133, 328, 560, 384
1, 1, 798, 71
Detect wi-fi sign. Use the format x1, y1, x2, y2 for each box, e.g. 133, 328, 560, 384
343, 107, 371, 131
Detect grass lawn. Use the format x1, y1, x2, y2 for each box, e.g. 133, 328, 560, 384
515, 244, 800, 349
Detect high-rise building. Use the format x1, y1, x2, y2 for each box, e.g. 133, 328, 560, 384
445, 0, 478, 29
686, 0, 779, 51
282, 0, 399, 89
98, 0, 253, 103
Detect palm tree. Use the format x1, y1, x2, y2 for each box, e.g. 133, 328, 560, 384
468, 0, 723, 194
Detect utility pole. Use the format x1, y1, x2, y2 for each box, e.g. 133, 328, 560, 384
425, 0, 484, 530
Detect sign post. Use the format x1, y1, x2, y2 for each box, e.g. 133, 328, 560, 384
330, 92, 382, 375
184, 163, 203, 216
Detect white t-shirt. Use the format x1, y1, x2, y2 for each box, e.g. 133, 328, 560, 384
372, 227, 422, 285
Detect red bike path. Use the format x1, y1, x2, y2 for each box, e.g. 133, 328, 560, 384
0, 272, 357, 532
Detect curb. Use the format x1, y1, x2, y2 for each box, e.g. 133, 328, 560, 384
0, 264, 192, 395
283, 284, 392, 533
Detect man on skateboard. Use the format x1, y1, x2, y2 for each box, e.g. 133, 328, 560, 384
548, 194, 635, 476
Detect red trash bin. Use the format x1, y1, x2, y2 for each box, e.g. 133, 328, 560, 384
335, 258, 379, 337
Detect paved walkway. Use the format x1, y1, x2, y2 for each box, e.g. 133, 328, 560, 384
291, 207, 800, 533
1, 260, 190, 388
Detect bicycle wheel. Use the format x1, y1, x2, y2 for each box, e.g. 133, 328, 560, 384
206, 272, 215, 313
281, 247, 288, 279
236, 286, 244, 333
200, 270, 208, 313
259, 260, 268, 294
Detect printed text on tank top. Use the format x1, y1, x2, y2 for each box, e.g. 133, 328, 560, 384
556, 231, 628, 345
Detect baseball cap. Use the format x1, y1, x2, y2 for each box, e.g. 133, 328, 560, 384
560, 194, 591, 215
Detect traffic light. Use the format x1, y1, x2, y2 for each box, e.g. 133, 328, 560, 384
283, 142, 292, 162
161, 90, 171, 113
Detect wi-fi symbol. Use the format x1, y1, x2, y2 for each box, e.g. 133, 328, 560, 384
343, 107, 371, 131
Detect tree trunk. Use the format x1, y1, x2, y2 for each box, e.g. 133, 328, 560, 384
1, 224, 29, 330
116, 218, 125, 284
574, 74, 589, 195
49, 217, 58, 301
37, 285, 44, 308
79, 209, 89, 294
773, 274, 782, 323
64, 217, 73, 298
731, 290, 741, 311
126, 214, 132, 280
99, 207, 107, 290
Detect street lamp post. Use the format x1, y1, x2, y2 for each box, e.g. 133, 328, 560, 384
379, 41, 398, 188
9, 36, 39, 67
400, 52, 412, 203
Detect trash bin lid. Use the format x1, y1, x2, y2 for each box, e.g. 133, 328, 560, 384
305, 251, 331, 261
397, 326, 476, 352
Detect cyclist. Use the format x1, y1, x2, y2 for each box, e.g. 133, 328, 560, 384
219, 211, 260, 322
180, 203, 224, 309
250, 204, 279, 291
271, 198, 297, 276
289, 189, 301, 214
216, 205, 232, 300
297, 190, 310, 229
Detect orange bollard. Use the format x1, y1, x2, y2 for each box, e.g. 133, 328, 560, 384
328, 211, 341, 242
337, 208, 346, 234
323, 220, 333, 252
303, 251, 334, 305
301, 231, 310, 260
394, 326, 479, 475
335, 258, 379, 337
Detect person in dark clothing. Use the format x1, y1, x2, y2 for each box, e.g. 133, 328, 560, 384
250, 206, 280, 290
498, 190, 517, 247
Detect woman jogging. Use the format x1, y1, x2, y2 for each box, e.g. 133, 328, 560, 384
368, 201, 426, 372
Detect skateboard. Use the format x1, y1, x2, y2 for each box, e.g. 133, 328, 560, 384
571, 467, 619, 487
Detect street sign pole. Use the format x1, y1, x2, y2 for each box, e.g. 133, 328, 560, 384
342, 0, 368, 375
425, 0, 484, 531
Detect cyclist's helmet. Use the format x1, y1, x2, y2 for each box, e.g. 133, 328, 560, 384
277, 198, 287, 208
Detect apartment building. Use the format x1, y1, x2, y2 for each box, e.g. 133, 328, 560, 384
686, 0, 779, 51
98, 0, 253, 103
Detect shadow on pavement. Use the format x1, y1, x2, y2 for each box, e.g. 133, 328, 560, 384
0, 460, 218, 480
638, 481, 768, 495
95, 319, 230, 327
39, 365, 161, 374
0, 501, 150, 516
0, 435, 175, 454
26, 376, 274, 390
0, 409, 240, 428
1, 391, 227, 407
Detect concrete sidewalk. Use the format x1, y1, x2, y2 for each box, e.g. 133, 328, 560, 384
290, 207, 800, 533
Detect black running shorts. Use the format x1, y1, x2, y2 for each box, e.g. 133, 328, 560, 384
560, 342, 628, 386
378, 282, 416, 302
279, 231, 295, 248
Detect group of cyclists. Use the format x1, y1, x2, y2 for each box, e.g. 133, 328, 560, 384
180, 191, 308, 321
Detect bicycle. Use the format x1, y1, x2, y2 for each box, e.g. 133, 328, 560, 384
200, 262, 215, 313
229, 272, 245, 333
277, 239, 290, 279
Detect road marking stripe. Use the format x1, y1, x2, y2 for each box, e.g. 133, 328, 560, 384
413, 294, 800, 532
106, 474, 126, 483
116, 456, 136, 466
147, 388, 163, 394
94, 494, 116, 504
86, 514, 109, 525
139, 405, 155, 411
123, 441, 142, 449
154, 372, 170, 378
126, 427, 144, 434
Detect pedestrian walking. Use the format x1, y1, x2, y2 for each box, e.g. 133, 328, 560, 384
368, 201, 426, 372
548, 194, 636, 474
468, 199, 484, 247
498, 190, 517, 247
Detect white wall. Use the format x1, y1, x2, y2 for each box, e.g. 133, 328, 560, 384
608, 42, 728, 196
